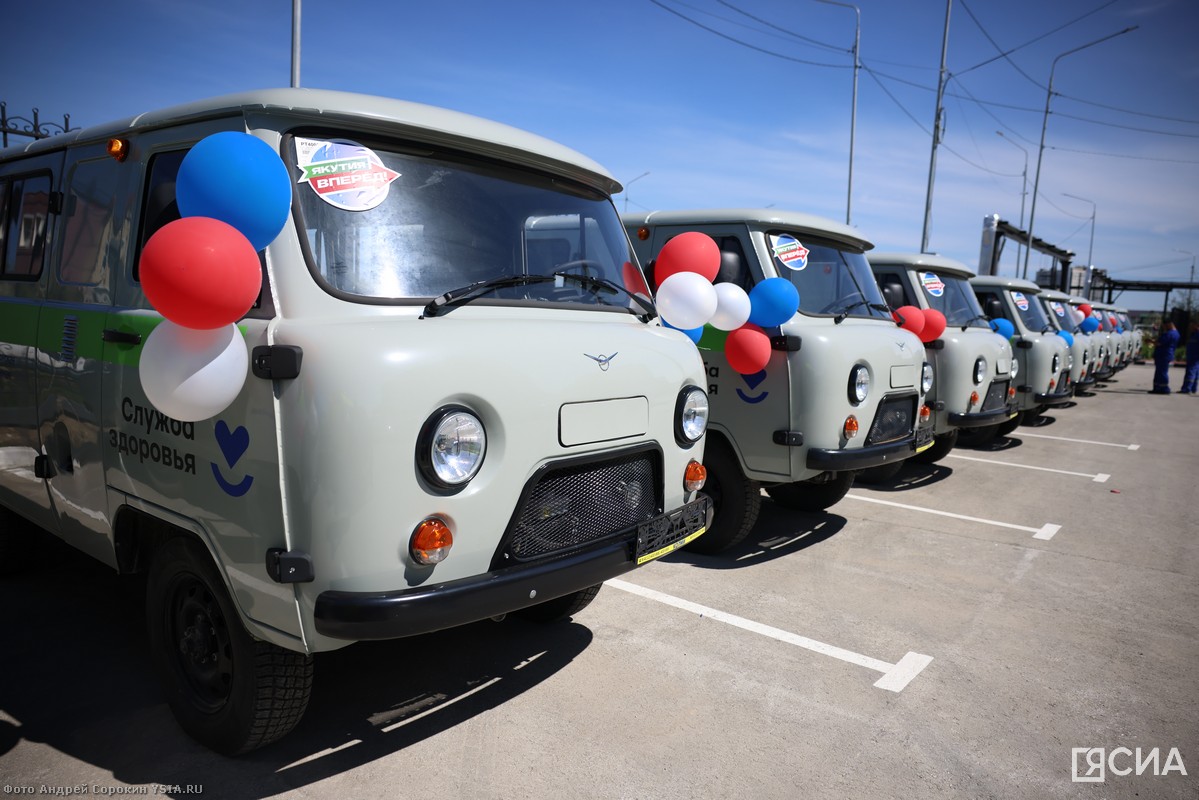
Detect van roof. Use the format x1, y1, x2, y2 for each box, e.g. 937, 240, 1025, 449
969, 275, 1044, 293
868, 251, 975, 279
621, 208, 873, 251
0, 87, 620, 195
1038, 289, 1071, 301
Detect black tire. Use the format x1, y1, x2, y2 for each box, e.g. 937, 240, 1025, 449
685, 438, 760, 554
913, 429, 959, 464
515, 584, 602, 623
146, 536, 313, 755
996, 412, 1024, 436
766, 471, 855, 512
957, 423, 1000, 448
855, 460, 905, 484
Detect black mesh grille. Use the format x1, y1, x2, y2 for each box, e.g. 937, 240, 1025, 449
982, 379, 1010, 412
865, 395, 915, 446
502, 449, 661, 562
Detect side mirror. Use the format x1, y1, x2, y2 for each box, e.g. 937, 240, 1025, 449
985, 298, 1004, 320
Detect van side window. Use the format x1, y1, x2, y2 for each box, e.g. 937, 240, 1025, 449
875, 270, 912, 309
59, 158, 125, 286
709, 235, 754, 292
2, 174, 52, 280
133, 150, 186, 280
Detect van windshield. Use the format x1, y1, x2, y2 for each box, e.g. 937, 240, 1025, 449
1008, 290, 1051, 332
1042, 299, 1077, 332
920, 271, 989, 328
766, 232, 889, 320
291, 136, 643, 307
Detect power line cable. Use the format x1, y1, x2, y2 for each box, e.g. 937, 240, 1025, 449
1053, 93, 1199, 126
666, 0, 846, 53
713, 0, 847, 54
1050, 111, 1199, 138
647, 0, 850, 68
955, 0, 1121, 79
1047, 144, 1199, 164
956, 0, 1046, 89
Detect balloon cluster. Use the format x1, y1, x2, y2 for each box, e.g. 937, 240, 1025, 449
652, 232, 799, 375
892, 305, 947, 343
138, 132, 292, 421
990, 317, 1016, 340
1057, 330, 1075, 347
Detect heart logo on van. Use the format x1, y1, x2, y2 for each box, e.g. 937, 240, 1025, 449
215, 420, 250, 468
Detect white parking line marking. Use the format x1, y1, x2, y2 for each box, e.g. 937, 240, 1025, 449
946, 453, 1110, 482
606, 578, 932, 692
1016, 431, 1140, 450
844, 493, 1062, 540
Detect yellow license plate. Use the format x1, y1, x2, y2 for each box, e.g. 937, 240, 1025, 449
636, 527, 706, 565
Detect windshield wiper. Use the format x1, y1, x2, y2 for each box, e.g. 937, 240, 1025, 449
553, 271, 657, 322
834, 300, 890, 324
422, 274, 554, 317
961, 313, 990, 331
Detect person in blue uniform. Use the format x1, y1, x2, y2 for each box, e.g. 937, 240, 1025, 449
1150, 321, 1180, 394
1180, 321, 1199, 394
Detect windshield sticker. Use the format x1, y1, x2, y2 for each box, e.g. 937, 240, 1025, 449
1050, 301, 1066, 317
920, 271, 945, 297
1012, 291, 1030, 311
769, 234, 809, 271
296, 137, 401, 211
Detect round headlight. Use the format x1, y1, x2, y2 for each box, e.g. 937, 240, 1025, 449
419, 407, 486, 489
848, 364, 870, 405
921, 363, 934, 394
676, 386, 709, 445
1011, 358, 1019, 379
1052, 354, 1061, 373
973, 357, 987, 385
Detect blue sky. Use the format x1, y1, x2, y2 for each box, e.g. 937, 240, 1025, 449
5, 0, 1197, 312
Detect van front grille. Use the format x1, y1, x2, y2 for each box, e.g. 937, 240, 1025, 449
500, 448, 662, 563
865, 395, 915, 446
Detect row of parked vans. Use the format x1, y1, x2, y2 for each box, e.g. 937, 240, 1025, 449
0, 89, 1136, 755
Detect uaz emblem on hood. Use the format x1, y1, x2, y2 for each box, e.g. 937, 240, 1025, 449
584, 352, 618, 371
896, 340, 909, 353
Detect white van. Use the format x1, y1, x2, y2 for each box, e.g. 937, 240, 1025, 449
1037, 288, 1095, 391
0, 89, 712, 754
624, 210, 931, 551
870, 253, 1017, 460
971, 276, 1072, 421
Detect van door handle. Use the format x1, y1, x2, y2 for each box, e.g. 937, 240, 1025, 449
102, 329, 142, 345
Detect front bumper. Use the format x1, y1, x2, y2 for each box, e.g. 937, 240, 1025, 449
1034, 387, 1074, 406
948, 405, 1018, 428
807, 436, 916, 472
313, 496, 711, 641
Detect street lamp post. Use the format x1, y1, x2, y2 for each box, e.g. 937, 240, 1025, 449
1023, 27, 1136, 281
623, 171, 650, 214
1062, 192, 1096, 273
291, 0, 301, 88
815, 0, 860, 226
996, 131, 1028, 275
1176, 248, 1196, 312
921, 0, 952, 254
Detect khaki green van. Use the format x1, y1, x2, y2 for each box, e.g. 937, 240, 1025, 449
0, 89, 711, 753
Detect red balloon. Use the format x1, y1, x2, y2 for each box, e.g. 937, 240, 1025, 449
140, 217, 263, 330
1078, 303, 1093, 317
920, 308, 947, 342
894, 305, 926, 337
654, 231, 720, 287
724, 324, 772, 374
1108, 315, 1118, 327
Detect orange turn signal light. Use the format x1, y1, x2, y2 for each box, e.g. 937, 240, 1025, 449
1008, 387, 1017, 399
969, 391, 980, 407
1048, 379, 1057, 390
843, 415, 859, 440
684, 460, 707, 492
637, 226, 650, 241
107, 138, 129, 162
919, 404, 932, 422
410, 518, 453, 565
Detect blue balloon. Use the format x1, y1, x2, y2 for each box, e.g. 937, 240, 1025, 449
748, 278, 799, 327
176, 132, 293, 251
1116, 325, 1124, 334
663, 320, 703, 344
1056, 330, 1074, 347
1080, 317, 1100, 333
990, 317, 1015, 339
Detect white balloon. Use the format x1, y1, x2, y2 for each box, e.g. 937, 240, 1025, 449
656, 271, 718, 331
709, 283, 752, 331
139, 321, 248, 422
